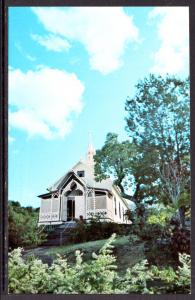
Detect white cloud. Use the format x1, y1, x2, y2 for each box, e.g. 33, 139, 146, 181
9, 67, 85, 139
25, 54, 36, 62
15, 42, 36, 62
31, 33, 71, 52
8, 135, 15, 143
8, 126, 15, 143
149, 7, 189, 75
32, 7, 139, 74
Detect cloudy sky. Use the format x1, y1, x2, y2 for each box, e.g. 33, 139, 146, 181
9, 6, 189, 207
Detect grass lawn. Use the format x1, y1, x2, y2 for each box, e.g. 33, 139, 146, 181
46, 235, 145, 275
24, 234, 177, 275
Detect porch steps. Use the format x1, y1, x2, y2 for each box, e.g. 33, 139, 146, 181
41, 221, 77, 246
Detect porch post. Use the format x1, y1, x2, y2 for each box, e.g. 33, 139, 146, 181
93, 189, 96, 215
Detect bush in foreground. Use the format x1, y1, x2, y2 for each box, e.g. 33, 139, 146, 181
8, 234, 190, 294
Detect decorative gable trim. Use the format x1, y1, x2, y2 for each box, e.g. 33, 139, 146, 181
59, 171, 87, 191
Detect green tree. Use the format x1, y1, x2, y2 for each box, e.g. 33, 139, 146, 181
94, 75, 190, 226
8, 201, 46, 249
94, 133, 160, 202
125, 74, 190, 225
94, 133, 135, 201
94, 133, 159, 225
125, 75, 189, 161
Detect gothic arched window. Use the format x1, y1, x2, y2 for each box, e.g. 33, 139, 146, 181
70, 181, 77, 190
65, 189, 83, 196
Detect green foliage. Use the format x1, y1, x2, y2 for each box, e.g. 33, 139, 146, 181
148, 253, 191, 293
125, 75, 190, 206
94, 75, 190, 228
70, 216, 127, 244
125, 75, 190, 157
8, 248, 50, 293
136, 223, 164, 241
128, 234, 140, 244
94, 133, 134, 180
147, 206, 176, 227
145, 205, 190, 254
122, 260, 153, 293
8, 201, 46, 249
8, 234, 191, 294
94, 133, 136, 201
171, 228, 190, 254
178, 190, 190, 208
177, 253, 191, 291
94, 132, 159, 204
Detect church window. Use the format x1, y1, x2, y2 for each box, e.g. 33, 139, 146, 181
95, 191, 106, 196
65, 189, 83, 196
119, 202, 121, 218
77, 170, 85, 177
114, 197, 117, 215
70, 181, 77, 190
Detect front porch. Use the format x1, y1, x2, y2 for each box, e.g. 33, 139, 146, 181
86, 195, 114, 221
38, 193, 114, 226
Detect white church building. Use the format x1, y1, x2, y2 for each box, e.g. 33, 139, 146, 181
38, 143, 131, 226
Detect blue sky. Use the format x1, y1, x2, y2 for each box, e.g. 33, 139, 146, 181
8, 6, 189, 207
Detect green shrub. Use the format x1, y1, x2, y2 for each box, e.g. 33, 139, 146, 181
8, 201, 47, 249
70, 216, 126, 244
144, 240, 177, 267
130, 222, 164, 241
8, 234, 191, 294
8, 248, 50, 293
171, 228, 190, 254
148, 253, 191, 293
147, 207, 175, 227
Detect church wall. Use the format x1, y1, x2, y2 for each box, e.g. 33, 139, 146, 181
111, 188, 128, 224
72, 161, 95, 181
61, 196, 67, 221
106, 194, 114, 220
75, 196, 86, 219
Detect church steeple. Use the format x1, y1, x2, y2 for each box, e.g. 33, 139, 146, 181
86, 133, 96, 166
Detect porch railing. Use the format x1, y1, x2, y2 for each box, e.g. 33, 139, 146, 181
86, 195, 114, 221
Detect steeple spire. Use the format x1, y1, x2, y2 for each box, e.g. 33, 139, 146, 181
86, 132, 96, 165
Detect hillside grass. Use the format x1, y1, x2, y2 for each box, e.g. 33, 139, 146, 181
47, 235, 128, 255
24, 233, 178, 276
46, 235, 145, 275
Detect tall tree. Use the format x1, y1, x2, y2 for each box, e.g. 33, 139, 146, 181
125, 74, 190, 225
94, 133, 159, 206
94, 133, 134, 201
94, 75, 190, 227
125, 75, 189, 164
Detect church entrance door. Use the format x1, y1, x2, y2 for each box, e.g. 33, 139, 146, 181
67, 197, 75, 221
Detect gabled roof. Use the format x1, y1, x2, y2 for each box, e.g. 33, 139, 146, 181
47, 160, 84, 192
48, 159, 113, 192
39, 158, 132, 210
